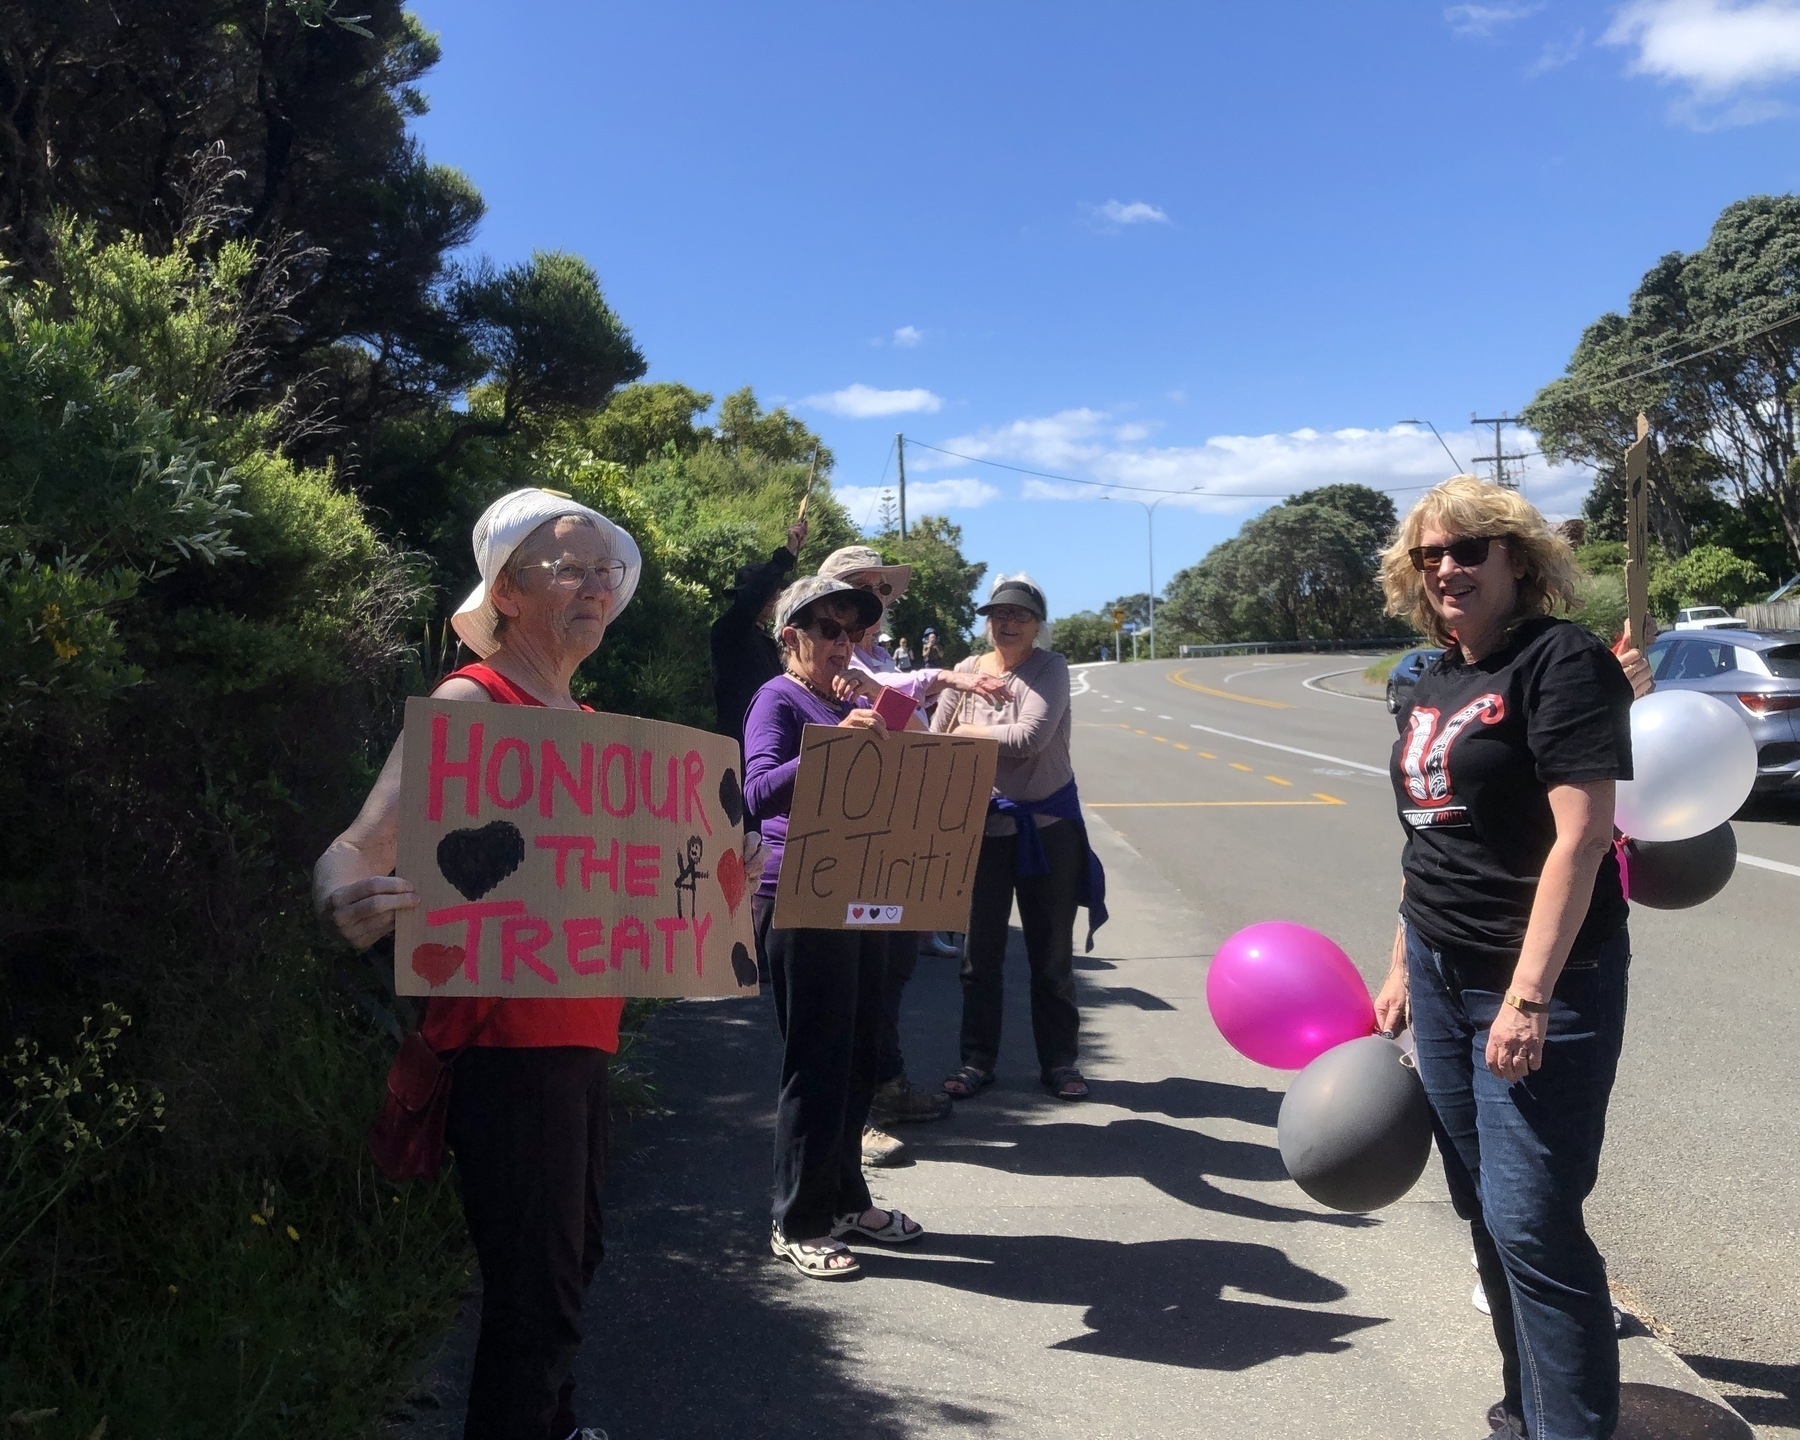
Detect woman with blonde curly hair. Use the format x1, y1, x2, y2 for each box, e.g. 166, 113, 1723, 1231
1371, 477, 1635, 1440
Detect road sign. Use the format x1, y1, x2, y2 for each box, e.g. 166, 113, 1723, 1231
1111, 607, 1126, 626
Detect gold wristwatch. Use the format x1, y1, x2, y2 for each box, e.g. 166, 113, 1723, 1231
1503, 992, 1550, 1015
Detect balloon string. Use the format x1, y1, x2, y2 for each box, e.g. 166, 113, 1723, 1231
1613, 834, 1632, 902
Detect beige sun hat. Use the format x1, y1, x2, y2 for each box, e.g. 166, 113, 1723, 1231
816, 544, 912, 602
451, 488, 643, 658
772, 575, 884, 634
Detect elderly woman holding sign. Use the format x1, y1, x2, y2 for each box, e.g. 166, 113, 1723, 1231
742, 574, 928, 1278
933, 574, 1106, 1102
314, 488, 676, 1440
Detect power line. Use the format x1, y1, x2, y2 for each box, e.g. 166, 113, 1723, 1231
901, 437, 1438, 498
1554, 297, 1800, 397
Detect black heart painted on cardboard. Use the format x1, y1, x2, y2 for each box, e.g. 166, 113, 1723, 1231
718, 767, 744, 827
436, 821, 526, 901
730, 942, 758, 988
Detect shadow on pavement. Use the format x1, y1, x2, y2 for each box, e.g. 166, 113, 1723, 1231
1098, 1075, 1284, 1127
1616, 1382, 1756, 1440
869, 1231, 1383, 1371
1677, 1355, 1798, 1433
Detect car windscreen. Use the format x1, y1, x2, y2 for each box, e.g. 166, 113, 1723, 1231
1764, 644, 1800, 679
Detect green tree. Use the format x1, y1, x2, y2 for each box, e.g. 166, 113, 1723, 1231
1286, 483, 1397, 554
1524, 195, 1800, 565
875, 515, 987, 661
585, 382, 715, 466
715, 387, 835, 472
1105, 593, 1152, 629
1651, 543, 1767, 613
1050, 610, 1117, 662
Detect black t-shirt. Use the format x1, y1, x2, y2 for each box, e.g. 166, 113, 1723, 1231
1390, 616, 1634, 971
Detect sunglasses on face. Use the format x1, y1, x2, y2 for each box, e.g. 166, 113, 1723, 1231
804, 615, 868, 642
850, 577, 895, 598
1408, 535, 1507, 572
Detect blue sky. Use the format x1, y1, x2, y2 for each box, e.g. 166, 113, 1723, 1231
409, 1, 1800, 619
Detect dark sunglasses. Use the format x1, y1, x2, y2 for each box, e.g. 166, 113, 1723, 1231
803, 615, 868, 642
1409, 535, 1507, 572
852, 579, 894, 598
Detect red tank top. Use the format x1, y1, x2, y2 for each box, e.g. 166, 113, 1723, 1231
416, 663, 624, 1054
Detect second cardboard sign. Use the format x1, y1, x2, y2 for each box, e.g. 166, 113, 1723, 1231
770, 726, 1000, 932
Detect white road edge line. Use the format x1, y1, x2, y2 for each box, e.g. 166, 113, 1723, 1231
1303, 665, 1386, 704
1187, 721, 1388, 776
1739, 853, 1800, 879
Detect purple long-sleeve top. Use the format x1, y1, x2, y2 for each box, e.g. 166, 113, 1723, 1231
741, 674, 860, 899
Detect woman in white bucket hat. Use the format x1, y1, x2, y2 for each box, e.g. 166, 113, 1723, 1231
314, 486, 727, 1440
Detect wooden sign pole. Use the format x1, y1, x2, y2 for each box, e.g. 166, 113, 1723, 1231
1623, 412, 1651, 646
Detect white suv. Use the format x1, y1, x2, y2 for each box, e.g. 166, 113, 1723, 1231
1673, 606, 1748, 631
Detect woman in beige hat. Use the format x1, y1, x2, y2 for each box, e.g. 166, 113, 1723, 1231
314, 487, 750, 1440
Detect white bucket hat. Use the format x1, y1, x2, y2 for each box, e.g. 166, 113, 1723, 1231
451, 488, 643, 658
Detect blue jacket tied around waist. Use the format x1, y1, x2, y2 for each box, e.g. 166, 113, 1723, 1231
989, 779, 1109, 951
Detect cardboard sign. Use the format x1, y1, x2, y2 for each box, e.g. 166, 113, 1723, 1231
393, 698, 758, 998
1624, 412, 1652, 646
770, 726, 1000, 931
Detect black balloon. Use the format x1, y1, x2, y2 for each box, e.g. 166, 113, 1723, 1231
1278, 1036, 1433, 1213
1625, 822, 1737, 911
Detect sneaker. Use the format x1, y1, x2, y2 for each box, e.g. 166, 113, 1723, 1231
870, 1075, 951, 1125
1485, 1401, 1525, 1436
922, 933, 961, 957
861, 1125, 908, 1167
1472, 1279, 1491, 1315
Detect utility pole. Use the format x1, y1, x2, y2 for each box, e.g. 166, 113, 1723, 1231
895, 433, 907, 538
1469, 412, 1530, 490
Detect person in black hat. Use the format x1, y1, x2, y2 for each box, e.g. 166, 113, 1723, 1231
711, 518, 808, 747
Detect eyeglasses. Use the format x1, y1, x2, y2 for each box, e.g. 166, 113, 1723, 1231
1408, 536, 1507, 573
849, 576, 895, 598
521, 557, 628, 591
803, 615, 869, 642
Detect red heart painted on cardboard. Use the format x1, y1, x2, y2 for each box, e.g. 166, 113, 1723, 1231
852, 906, 865, 919
716, 845, 746, 916
411, 943, 465, 988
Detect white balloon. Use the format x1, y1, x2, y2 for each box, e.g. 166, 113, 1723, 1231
1615, 690, 1757, 843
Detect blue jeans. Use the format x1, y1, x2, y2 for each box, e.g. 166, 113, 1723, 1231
1406, 922, 1630, 1440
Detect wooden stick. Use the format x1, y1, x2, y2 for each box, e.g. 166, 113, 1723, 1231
796, 447, 820, 524
1624, 412, 1651, 646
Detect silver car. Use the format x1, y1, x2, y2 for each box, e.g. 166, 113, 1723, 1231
1645, 628, 1800, 792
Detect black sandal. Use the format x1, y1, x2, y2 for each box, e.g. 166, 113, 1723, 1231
942, 1065, 994, 1099
1043, 1066, 1089, 1101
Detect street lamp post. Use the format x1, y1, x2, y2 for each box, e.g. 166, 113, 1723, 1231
1105, 491, 1192, 661
1398, 418, 1467, 475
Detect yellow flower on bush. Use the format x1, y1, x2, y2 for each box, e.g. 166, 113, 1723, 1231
286, 1226, 300, 1242
250, 1213, 267, 1226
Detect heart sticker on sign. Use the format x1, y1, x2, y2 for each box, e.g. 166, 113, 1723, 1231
411, 943, 466, 987
436, 821, 525, 901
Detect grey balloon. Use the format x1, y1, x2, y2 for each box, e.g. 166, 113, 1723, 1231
1278, 1036, 1434, 1212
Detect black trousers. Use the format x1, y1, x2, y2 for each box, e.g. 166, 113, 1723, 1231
446, 1046, 609, 1440
876, 931, 921, 1085
755, 898, 885, 1239
960, 821, 1083, 1076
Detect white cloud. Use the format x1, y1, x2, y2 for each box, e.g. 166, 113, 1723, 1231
805, 384, 943, 418
1445, 3, 1544, 37
1606, 0, 1800, 118
1528, 29, 1585, 73
1091, 199, 1170, 228
893, 325, 924, 347
929, 409, 1593, 521
834, 478, 1002, 516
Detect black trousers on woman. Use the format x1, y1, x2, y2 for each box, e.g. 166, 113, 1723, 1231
754, 897, 887, 1239
960, 819, 1083, 1077
446, 1045, 609, 1440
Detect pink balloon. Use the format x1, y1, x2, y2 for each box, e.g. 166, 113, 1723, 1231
1206, 921, 1375, 1070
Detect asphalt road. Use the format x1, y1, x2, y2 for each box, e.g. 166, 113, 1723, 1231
1074, 655, 1800, 1436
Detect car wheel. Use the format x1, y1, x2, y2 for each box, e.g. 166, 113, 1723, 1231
1386, 682, 1398, 714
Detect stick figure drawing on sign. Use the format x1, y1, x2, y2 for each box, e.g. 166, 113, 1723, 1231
674, 835, 709, 919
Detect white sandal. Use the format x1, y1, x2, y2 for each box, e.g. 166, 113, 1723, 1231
830, 1207, 925, 1245
771, 1226, 861, 1278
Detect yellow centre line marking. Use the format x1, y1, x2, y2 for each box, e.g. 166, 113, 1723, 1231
1153, 735, 1169, 743
1229, 762, 1252, 772
1265, 775, 1292, 787
1312, 793, 1346, 805
1135, 728, 1148, 735
1174, 742, 1189, 750
1088, 800, 1344, 808
1197, 751, 1216, 759
1167, 669, 1293, 709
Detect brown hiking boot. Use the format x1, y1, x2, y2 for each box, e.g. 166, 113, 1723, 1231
861, 1125, 908, 1167
870, 1075, 952, 1125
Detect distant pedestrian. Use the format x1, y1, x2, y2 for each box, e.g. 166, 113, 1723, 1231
743, 576, 926, 1277
920, 626, 943, 669
893, 636, 914, 672
711, 518, 807, 746
1371, 477, 1634, 1440
933, 573, 1106, 1104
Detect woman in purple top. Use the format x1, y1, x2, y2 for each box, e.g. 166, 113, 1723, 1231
742, 575, 927, 1278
